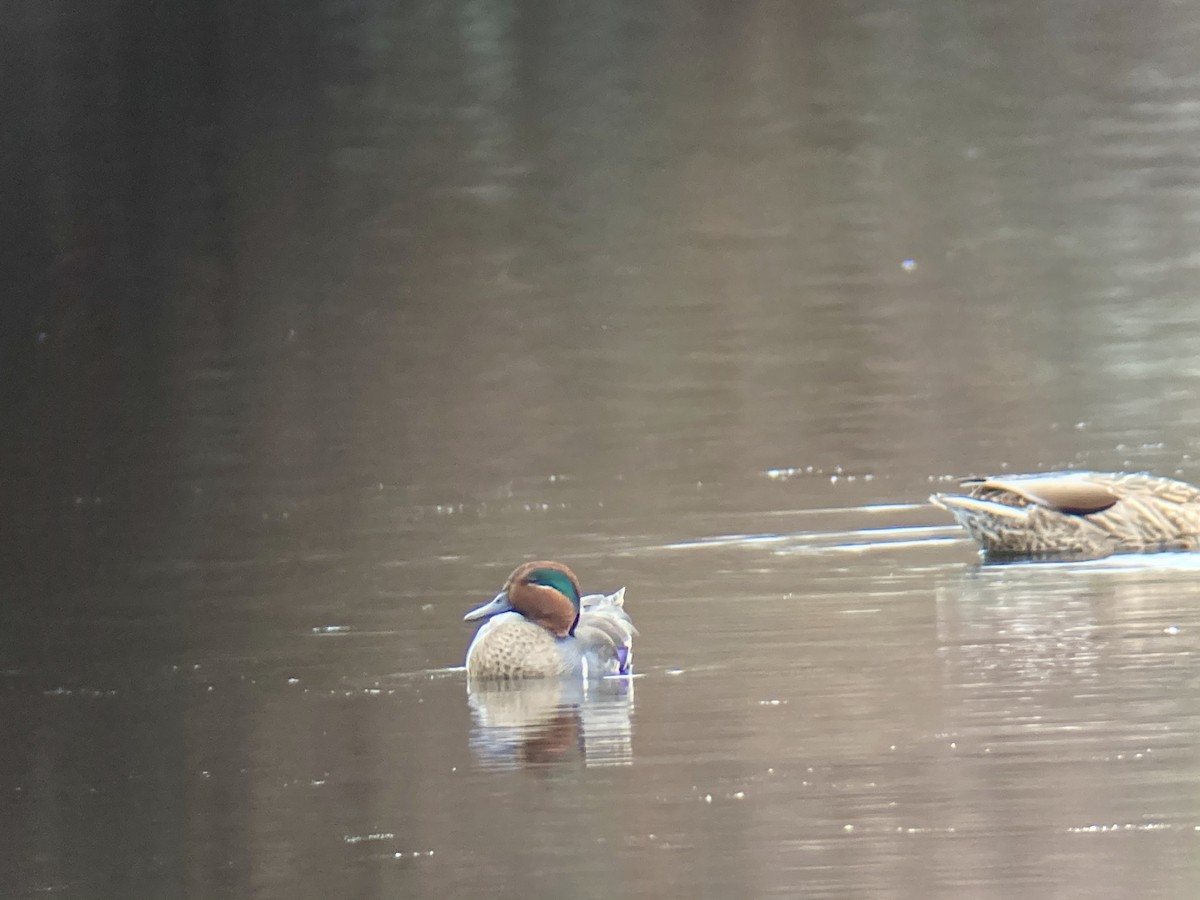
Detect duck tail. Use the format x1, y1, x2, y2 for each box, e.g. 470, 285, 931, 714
930, 493, 1034, 551
582, 587, 626, 610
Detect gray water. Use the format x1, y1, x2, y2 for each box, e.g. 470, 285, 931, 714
7, 0, 1200, 897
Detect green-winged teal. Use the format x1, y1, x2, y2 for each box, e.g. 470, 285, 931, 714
464, 561, 636, 679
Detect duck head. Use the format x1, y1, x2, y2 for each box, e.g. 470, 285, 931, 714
463, 561, 582, 637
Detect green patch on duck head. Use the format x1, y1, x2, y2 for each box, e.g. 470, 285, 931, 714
526, 566, 581, 609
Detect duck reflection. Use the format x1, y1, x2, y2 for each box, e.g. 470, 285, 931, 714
935, 561, 1200, 745
467, 676, 635, 769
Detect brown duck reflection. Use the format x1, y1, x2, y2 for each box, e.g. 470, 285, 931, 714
467, 677, 635, 770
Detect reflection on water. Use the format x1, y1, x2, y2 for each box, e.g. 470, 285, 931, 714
467, 677, 635, 770
938, 559, 1200, 725
931, 563, 1200, 863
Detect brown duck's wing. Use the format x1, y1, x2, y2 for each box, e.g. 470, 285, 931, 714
967, 473, 1120, 516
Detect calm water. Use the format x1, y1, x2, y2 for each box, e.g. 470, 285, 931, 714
6, 0, 1200, 897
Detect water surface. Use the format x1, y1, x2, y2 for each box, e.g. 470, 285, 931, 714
6, 0, 1200, 897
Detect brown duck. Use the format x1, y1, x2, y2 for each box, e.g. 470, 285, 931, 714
930, 471, 1200, 558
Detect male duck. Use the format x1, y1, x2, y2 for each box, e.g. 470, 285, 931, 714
930, 471, 1200, 558
463, 561, 636, 680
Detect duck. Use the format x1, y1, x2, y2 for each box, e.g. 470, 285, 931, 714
930, 471, 1200, 558
463, 561, 636, 680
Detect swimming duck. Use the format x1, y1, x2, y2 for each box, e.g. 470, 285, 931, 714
930, 471, 1200, 558
463, 561, 636, 680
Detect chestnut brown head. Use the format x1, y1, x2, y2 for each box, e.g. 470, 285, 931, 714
463, 561, 582, 637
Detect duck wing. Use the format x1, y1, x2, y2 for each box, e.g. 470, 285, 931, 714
963, 472, 1120, 515
575, 589, 636, 675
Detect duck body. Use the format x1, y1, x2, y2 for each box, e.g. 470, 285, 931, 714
930, 471, 1200, 558
464, 561, 635, 680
